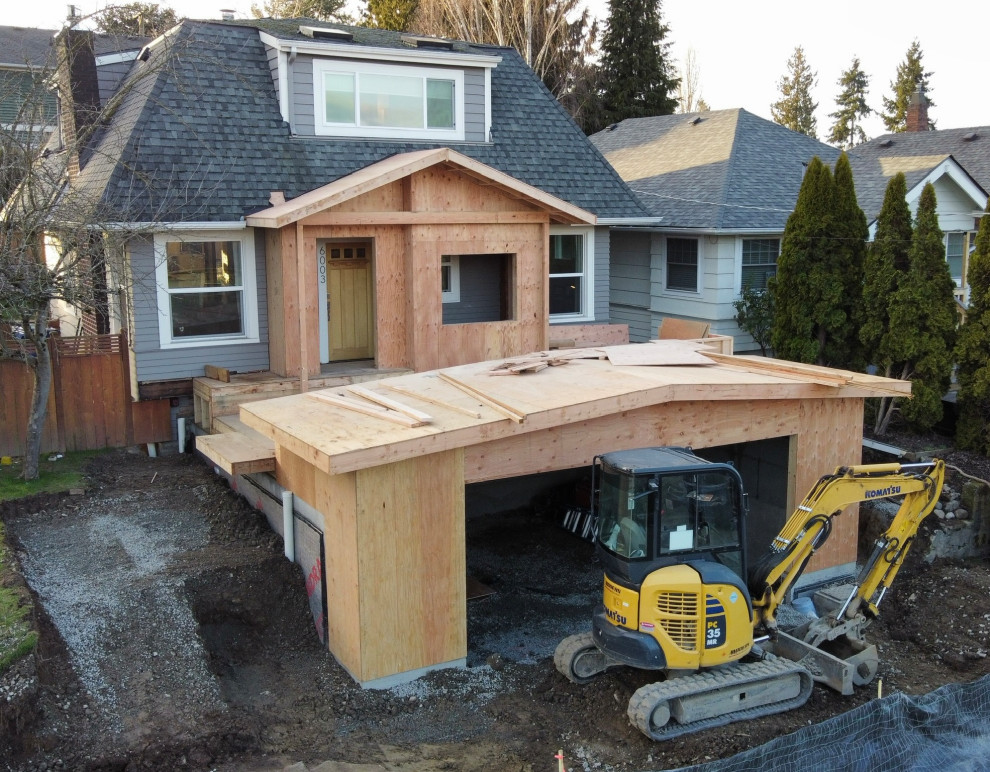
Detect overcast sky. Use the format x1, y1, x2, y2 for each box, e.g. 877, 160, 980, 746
5, 0, 989, 140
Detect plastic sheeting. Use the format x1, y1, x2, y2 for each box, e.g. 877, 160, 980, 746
672, 675, 990, 772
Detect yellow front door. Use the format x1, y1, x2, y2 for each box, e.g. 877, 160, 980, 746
325, 241, 374, 361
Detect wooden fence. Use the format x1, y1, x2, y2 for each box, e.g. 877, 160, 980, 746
0, 334, 172, 457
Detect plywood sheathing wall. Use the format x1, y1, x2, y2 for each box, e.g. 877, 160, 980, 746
276, 441, 465, 683
238, 354, 898, 683
263, 168, 554, 377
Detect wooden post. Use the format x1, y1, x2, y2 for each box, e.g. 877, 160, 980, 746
297, 221, 309, 393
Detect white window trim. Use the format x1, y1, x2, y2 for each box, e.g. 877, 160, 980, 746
313, 59, 465, 141
549, 225, 596, 323
154, 230, 260, 349
662, 236, 702, 297
441, 255, 461, 303
735, 235, 781, 294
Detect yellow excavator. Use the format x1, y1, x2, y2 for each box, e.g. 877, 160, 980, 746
554, 446, 945, 740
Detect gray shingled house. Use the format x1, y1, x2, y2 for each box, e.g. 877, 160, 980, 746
590, 108, 988, 352
54, 18, 647, 419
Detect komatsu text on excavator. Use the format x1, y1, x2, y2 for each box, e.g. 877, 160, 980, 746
554, 447, 945, 740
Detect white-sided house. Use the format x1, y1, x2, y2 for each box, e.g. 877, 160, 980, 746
590, 109, 841, 352
591, 109, 989, 352
54, 20, 646, 414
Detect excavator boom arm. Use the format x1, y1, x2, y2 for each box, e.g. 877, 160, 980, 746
750, 460, 944, 629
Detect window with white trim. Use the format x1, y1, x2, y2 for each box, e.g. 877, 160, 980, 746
945, 231, 974, 287
549, 226, 595, 321
665, 237, 699, 293
154, 232, 258, 348
314, 60, 464, 140
741, 238, 779, 291
441, 255, 460, 303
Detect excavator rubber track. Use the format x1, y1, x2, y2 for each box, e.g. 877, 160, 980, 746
627, 655, 814, 740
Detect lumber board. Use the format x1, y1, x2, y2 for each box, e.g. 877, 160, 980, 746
381, 383, 483, 419
603, 342, 717, 367
437, 372, 527, 423
347, 384, 433, 424
307, 390, 425, 427
195, 432, 276, 476
204, 364, 231, 383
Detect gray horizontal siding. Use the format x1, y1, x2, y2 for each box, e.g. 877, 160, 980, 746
442, 254, 504, 324
593, 227, 609, 322
463, 67, 485, 142
292, 53, 316, 135
610, 305, 653, 342
129, 231, 270, 384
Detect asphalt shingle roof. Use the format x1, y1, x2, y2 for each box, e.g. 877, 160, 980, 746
590, 109, 840, 231
73, 20, 647, 223
849, 128, 990, 220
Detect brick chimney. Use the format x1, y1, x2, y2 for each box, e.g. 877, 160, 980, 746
55, 29, 102, 177
905, 88, 930, 132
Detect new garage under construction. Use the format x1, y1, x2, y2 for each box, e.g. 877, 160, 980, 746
197, 341, 910, 686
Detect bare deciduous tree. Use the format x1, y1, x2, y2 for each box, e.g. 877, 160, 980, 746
676, 47, 703, 114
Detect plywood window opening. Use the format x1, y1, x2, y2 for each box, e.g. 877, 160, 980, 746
441, 253, 514, 324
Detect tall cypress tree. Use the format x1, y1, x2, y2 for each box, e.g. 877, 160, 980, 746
880, 39, 934, 132
828, 57, 871, 149
592, 0, 679, 133
954, 202, 990, 453
887, 184, 957, 432
770, 46, 818, 138
770, 157, 835, 363
829, 153, 868, 370
860, 173, 913, 433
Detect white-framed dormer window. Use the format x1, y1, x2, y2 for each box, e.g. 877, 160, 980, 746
441, 255, 460, 303
664, 237, 701, 294
549, 226, 595, 322
154, 231, 259, 349
314, 60, 465, 140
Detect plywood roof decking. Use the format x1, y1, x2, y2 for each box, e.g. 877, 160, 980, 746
233, 348, 910, 478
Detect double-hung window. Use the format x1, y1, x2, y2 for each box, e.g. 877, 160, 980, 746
665, 238, 700, 293
155, 232, 258, 348
549, 226, 595, 321
314, 60, 464, 140
741, 238, 779, 291
945, 232, 968, 287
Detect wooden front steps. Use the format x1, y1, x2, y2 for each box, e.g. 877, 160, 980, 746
195, 415, 276, 476
193, 365, 411, 433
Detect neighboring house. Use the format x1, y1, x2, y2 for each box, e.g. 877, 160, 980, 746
0, 27, 58, 140
591, 108, 988, 352
0, 26, 146, 142
852, 124, 989, 305
590, 108, 840, 351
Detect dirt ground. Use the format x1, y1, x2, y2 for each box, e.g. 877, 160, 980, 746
1, 445, 989, 772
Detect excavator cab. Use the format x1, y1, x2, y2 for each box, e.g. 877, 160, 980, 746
594, 447, 748, 586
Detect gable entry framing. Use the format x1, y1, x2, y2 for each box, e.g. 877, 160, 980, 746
248, 148, 594, 384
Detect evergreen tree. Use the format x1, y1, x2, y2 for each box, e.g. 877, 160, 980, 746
96, 3, 179, 37
880, 39, 934, 132
250, 0, 350, 22
770, 46, 817, 138
860, 173, 913, 434
591, 0, 679, 133
886, 184, 957, 432
362, 0, 418, 30
828, 57, 870, 148
733, 286, 774, 356
954, 202, 990, 453
829, 152, 868, 370
770, 157, 836, 363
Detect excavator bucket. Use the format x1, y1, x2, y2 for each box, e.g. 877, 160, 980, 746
763, 631, 878, 696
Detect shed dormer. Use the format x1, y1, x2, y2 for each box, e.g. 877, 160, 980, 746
258, 25, 500, 142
